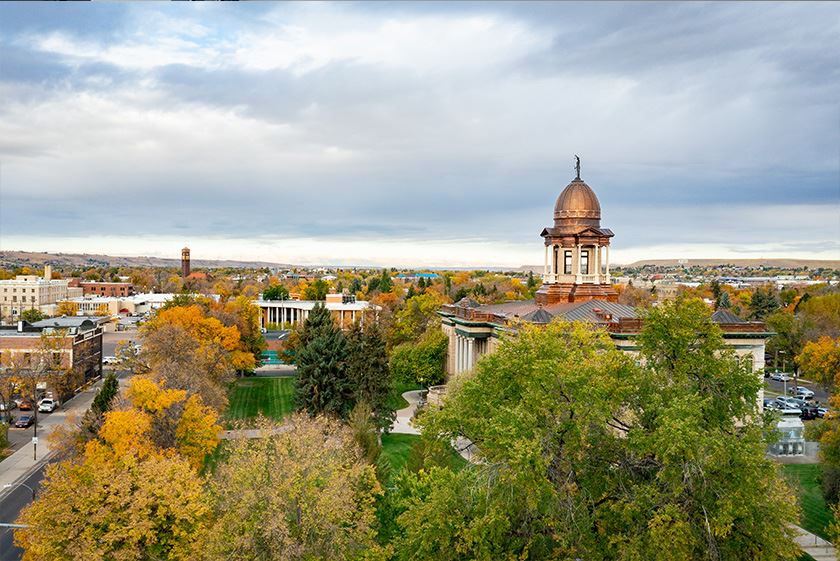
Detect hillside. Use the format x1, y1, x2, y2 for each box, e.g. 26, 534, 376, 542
0, 250, 291, 270
623, 258, 840, 269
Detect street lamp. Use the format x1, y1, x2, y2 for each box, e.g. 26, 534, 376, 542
3, 482, 35, 502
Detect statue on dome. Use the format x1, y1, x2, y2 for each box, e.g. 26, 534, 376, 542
574, 155, 581, 179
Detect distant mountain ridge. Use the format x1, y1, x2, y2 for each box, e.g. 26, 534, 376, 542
0, 250, 291, 270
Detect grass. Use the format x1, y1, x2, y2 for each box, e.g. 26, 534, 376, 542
387, 381, 422, 412
226, 376, 295, 424
380, 432, 468, 476
783, 464, 835, 540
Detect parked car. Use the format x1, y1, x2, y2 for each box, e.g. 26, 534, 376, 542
17, 399, 34, 411
800, 405, 820, 420
763, 398, 776, 410
14, 415, 34, 428
818, 407, 831, 419
0, 401, 16, 412
792, 386, 815, 399
770, 372, 792, 382
774, 396, 801, 412
38, 398, 58, 413
103, 356, 118, 365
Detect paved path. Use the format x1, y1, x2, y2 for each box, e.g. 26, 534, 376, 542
390, 390, 422, 435
793, 525, 836, 560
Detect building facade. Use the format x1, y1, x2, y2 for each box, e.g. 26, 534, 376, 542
0, 266, 83, 323
256, 292, 379, 330
439, 164, 770, 404
0, 318, 104, 400
78, 282, 135, 298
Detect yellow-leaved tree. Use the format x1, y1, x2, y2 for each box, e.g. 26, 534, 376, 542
16, 408, 210, 561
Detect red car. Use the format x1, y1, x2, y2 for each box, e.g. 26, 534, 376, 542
14, 415, 34, 428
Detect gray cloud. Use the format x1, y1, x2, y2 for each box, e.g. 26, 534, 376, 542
0, 2, 837, 265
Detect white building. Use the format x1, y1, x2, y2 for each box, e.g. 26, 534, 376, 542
256, 293, 379, 329
0, 266, 83, 323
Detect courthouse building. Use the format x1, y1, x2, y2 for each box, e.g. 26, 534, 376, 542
256, 292, 379, 330
440, 164, 771, 383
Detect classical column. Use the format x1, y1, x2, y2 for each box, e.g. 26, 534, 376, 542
467, 338, 475, 371
595, 246, 602, 282
455, 336, 461, 373
458, 336, 465, 373
575, 243, 582, 283
605, 245, 610, 282
543, 244, 549, 279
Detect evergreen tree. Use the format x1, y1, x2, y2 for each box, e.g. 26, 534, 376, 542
294, 304, 353, 417
406, 285, 416, 300
91, 371, 120, 415
717, 290, 732, 310
379, 269, 393, 293
349, 277, 363, 294
749, 287, 780, 320
346, 323, 394, 431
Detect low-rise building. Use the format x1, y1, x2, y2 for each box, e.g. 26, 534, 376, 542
57, 293, 179, 317
0, 266, 83, 323
0, 317, 104, 400
256, 292, 379, 330
77, 281, 135, 298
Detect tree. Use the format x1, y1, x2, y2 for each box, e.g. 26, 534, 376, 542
16, 443, 209, 561
263, 284, 289, 301
798, 337, 840, 390
749, 286, 780, 320
400, 300, 799, 560
390, 292, 445, 346
202, 415, 382, 561
346, 323, 394, 430
294, 304, 353, 417
379, 269, 393, 293
91, 371, 119, 415
54, 301, 78, 317
303, 279, 329, 300
766, 310, 805, 375
389, 329, 447, 388
20, 308, 44, 323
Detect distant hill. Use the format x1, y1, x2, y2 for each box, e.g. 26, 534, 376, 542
0, 251, 292, 270
623, 258, 840, 269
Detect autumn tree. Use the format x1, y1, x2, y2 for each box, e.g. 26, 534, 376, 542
389, 328, 447, 388
15, 440, 209, 561
390, 292, 446, 346
398, 300, 799, 560
294, 304, 353, 417
798, 336, 840, 390
54, 301, 78, 317
202, 415, 382, 561
303, 279, 329, 300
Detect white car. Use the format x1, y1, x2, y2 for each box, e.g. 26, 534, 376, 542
103, 356, 119, 365
792, 386, 815, 399
38, 398, 58, 413
770, 372, 792, 382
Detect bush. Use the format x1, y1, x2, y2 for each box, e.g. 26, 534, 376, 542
822, 465, 840, 505
389, 329, 447, 387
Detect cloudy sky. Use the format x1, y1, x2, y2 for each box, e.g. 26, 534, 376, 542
0, 2, 837, 267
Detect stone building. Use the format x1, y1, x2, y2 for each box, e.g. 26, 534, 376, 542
0, 266, 83, 323
256, 292, 380, 330
439, 164, 771, 401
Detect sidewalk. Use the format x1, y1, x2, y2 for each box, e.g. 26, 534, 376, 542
0, 381, 104, 499
793, 525, 836, 561
390, 390, 422, 435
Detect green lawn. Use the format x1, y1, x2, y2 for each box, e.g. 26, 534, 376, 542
783, 464, 835, 540
226, 376, 295, 423
380, 432, 467, 475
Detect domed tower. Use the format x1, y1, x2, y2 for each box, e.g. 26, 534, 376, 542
535, 157, 618, 304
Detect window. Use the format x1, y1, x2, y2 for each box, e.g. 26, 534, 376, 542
564, 251, 573, 274
553, 246, 559, 275
581, 250, 589, 275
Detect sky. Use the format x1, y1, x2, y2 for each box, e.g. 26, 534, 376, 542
0, 2, 838, 268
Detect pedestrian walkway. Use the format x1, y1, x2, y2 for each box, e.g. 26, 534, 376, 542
793, 525, 836, 560
0, 381, 105, 500
390, 390, 422, 435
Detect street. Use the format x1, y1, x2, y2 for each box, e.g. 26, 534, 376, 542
0, 463, 46, 561
764, 377, 831, 406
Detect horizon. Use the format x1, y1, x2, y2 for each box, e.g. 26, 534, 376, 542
0, 3, 838, 267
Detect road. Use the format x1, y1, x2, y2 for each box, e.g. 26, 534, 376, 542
102, 330, 139, 357
0, 463, 47, 561
764, 377, 831, 406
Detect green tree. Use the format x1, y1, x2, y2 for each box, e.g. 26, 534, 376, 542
399, 300, 799, 560
262, 284, 289, 301
91, 371, 119, 415
717, 290, 732, 309
389, 329, 447, 388
391, 292, 445, 346
766, 310, 805, 375
346, 323, 394, 430
303, 279, 329, 301
749, 286, 780, 320
295, 304, 353, 417
379, 269, 393, 293
349, 277, 363, 294
20, 308, 44, 323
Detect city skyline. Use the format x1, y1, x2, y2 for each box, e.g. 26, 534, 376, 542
0, 2, 838, 267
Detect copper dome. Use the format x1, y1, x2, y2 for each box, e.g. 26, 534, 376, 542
553, 178, 601, 228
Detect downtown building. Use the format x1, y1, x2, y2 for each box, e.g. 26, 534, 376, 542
439, 166, 771, 397
0, 266, 83, 324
